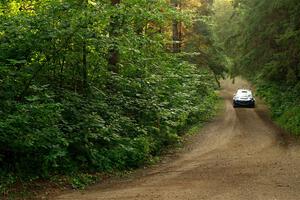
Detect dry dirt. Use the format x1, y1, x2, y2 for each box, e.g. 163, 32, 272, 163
54, 78, 300, 200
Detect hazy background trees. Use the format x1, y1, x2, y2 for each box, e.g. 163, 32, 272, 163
212, 0, 300, 134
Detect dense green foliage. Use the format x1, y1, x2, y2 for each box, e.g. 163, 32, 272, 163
184, 0, 227, 86
0, 0, 223, 193
256, 82, 300, 134
213, 0, 300, 135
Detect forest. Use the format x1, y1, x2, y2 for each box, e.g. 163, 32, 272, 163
0, 0, 225, 194
1, 0, 300, 197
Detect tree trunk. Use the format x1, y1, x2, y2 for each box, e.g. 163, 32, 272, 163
82, 41, 88, 92
108, 0, 121, 73
171, 0, 182, 53
82, 0, 89, 94
111, 0, 121, 5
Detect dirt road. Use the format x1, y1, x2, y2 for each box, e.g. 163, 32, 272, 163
55, 79, 300, 200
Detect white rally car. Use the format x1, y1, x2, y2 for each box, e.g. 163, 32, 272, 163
233, 89, 255, 108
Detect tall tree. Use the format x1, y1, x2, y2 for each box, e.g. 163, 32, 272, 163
108, 0, 121, 73
171, 0, 182, 53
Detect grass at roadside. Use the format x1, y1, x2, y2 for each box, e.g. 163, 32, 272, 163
186, 94, 223, 136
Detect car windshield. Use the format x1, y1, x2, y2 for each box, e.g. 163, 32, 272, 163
236, 90, 252, 97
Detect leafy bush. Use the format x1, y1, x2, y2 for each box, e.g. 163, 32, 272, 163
256, 81, 300, 135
